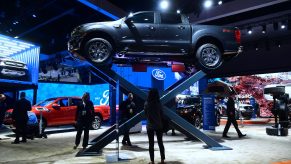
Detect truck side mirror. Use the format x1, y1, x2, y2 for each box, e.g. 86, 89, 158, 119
52, 103, 60, 110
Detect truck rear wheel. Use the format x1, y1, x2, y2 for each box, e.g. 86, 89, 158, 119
196, 43, 222, 70
91, 115, 102, 130
84, 38, 113, 65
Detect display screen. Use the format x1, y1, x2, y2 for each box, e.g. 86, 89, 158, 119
22, 82, 109, 105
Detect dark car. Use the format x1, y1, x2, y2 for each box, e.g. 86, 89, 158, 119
68, 11, 242, 71
176, 95, 220, 129
218, 103, 254, 120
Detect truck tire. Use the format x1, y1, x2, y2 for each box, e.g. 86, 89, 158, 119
91, 115, 102, 130
84, 38, 113, 65
264, 87, 285, 95
193, 115, 202, 129
196, 43, 222, 70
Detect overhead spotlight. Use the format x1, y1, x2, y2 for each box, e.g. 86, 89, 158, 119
177, 10, 181, 14
276, 41, 281, 48
247, 27, 252, 34
218, 1, 223, 5
160, 0, 169, 10
14, 36, 19, 39
254, 43, 259, 51
262, 25, 266, 34
204, 0, 213, 8
280, 21, 286, 29
273, 22, 278, 31
32, 14, 37, 18
12, 21, 19, 25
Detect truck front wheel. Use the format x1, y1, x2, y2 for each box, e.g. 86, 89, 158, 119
91, 115, 102, 130
84, 38, 113, 65
196, 43, 222, 70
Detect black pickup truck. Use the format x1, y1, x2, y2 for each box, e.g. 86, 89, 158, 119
68, 11, 242, 70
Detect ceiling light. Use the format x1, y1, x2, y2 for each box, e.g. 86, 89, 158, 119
177, 10, 180, 14
262, 25, 266, 34
32, 14, 37, 18
204, 0, 213, 8
247, 27, 252, 34
160, 0, 169, 10
280, 21, 286, 29
218, 1, 223, 5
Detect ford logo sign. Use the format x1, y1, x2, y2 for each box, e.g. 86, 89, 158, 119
152, 69, 166, 80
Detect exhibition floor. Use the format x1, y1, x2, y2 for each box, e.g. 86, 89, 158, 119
0, 123, 291, 164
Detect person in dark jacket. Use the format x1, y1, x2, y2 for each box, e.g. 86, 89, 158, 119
119, 92, 136, 146
144, 88, 165, 164
222, 95, 246, 138
11, 92, 31, 144
74, 92, 94, 150
0, 94, 7, 129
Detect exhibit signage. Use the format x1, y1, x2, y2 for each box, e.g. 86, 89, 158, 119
202, 95, 216, 131
152, 69, 166, 80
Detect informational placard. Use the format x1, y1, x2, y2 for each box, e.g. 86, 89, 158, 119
202, 95, 216, 131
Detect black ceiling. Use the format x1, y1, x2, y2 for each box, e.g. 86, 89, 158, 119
0, 0, 111, 54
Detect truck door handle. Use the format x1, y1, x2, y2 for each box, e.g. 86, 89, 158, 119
178, 26, 185, 30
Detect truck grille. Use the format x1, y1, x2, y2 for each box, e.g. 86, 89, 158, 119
4, 61, 25, 68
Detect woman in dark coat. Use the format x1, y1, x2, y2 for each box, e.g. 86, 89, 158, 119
74, 92, 94, 150
144, 88, 165, 164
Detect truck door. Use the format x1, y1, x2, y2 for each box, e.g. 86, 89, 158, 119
120, 11, 158, 52
157, 13, 191, 53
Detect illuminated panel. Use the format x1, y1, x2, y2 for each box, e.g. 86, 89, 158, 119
22, 83, 110, 105
0, 34, 40, 84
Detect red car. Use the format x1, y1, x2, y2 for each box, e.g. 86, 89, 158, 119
4, 97, 110, 130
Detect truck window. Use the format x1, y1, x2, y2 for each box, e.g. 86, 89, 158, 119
72, 98, 82, 106
58, 99, 68, 107
129, 12, 154, 24
160, 13, 182, 24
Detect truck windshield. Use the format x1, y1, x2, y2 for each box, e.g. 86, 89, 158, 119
35, 98, 57, 107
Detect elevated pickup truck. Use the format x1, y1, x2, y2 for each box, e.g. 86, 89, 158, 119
68, 11, 242, 70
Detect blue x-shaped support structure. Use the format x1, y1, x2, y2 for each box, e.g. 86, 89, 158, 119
76, 64, 231, 156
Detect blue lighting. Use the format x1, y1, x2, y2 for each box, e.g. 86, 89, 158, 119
0, 34, 35, 56
32, 14, 37, 18
78, 0, 119, 20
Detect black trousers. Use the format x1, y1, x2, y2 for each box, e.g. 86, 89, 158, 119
223, 116, 243, 136
147, 129, 165, 162
122, 129, 131, 144
75, 121, 90, 148
15, 120, 27, 141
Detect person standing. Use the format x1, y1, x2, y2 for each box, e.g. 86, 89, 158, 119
11, 92, 31, 144
0, 94, 7, 129
119, 92, 136, 146
144, 88, 165, 164
74, 92, 94, 150
222, 95, 246, 138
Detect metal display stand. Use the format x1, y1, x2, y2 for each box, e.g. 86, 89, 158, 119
76, 62, 231, 157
